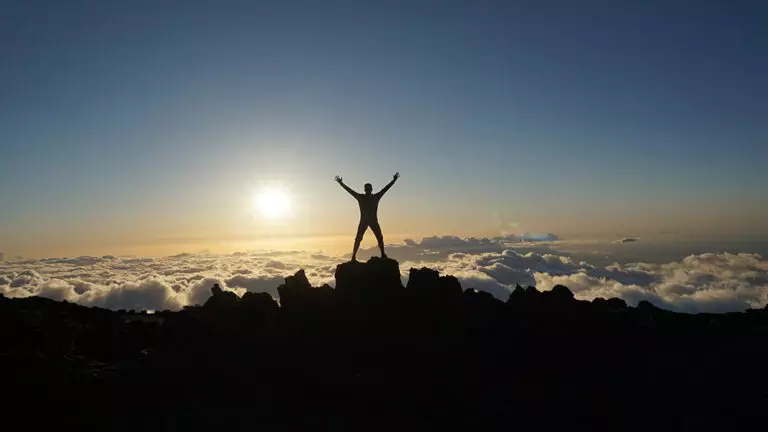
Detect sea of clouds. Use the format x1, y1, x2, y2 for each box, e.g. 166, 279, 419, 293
2, 235, 767, 313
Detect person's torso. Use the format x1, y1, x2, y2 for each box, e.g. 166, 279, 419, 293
357, 194, 380, 220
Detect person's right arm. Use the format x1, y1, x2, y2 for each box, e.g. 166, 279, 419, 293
335, 175, 359, 198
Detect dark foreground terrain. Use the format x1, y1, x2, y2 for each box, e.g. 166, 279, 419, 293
3, 257, 768, 431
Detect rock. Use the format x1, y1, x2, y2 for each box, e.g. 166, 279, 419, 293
277, 270, 335, 317
286, 269, 311, 290
406, 268, 461, 300
277, 270, 314, 310
592, 297, 607, 306
507, 285, 526, 304
334, 260, 367, 294
335, 257, 403, 298
406, 267, 440, 291
463, 289, 507, 332
203, 283, 238, 310
605, 297, 627, 310
438, 275, 462, 298
550, 285, 574, 300
241, 292, 279, 317
525, 286, 541, 298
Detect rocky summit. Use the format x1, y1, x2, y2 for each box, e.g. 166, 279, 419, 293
3, 257, 768, 431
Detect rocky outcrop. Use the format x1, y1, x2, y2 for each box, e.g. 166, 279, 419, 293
3, 258, 768, 430
335, 256, 403, 298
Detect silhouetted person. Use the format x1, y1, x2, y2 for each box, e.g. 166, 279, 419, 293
335, 172, 400, 261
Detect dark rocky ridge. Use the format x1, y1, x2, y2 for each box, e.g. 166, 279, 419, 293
2, 257, 767, 431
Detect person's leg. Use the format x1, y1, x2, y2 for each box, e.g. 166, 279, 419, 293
352, 220, 368, 261
370, 221, 386, 258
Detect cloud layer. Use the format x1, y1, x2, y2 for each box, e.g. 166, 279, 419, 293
2, 238, 766, 313
0, 252, 338, 312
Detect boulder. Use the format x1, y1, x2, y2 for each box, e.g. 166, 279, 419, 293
335, 257, 403, 298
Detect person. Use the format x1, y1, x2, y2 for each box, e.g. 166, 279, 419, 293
335, 172, 400, 261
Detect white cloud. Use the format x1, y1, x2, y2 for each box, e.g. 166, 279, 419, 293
532, 252, 768, 313
37, 279, 79, 302
1, 239, 766, 313
10, 270, 44, 287
225, 274, 284, 297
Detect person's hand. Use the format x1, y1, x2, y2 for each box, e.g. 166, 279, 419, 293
393, 172, 400, 180
334, 175, 342, 183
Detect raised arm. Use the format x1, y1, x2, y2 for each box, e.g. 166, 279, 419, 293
376, 172, 400, 197
334, 175, 359, 198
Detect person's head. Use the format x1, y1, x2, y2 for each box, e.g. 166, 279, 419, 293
364, 183, 373, 194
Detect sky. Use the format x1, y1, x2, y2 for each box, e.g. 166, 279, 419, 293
1, 0, 767, 258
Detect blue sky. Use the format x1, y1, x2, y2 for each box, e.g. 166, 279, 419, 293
1, 0, 766, 257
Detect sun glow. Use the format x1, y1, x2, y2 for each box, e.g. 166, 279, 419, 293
254, 188, 292, 218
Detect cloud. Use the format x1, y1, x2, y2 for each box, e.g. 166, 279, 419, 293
37, 279, 79, 302
532, 252, 768, 313
387, 237, 768, 313
101, 279, 181, 311
224, 274, 284, 298
1, 239, 766, 314
0, 253, 309, 310
10, 270, 44, 287
39, 256, 105, 266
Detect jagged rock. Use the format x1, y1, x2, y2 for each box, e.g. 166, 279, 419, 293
592, 297, 607, 306
546, 285, 576, 308
277, 270, 335, 316
507, 284, 526, 305
407, 267, 440, 290
203, 283, 238, 310
438, 275, 462, 297
605, 297, 627, 310
241, 292, 279, 318
550, 285, 574, 300
277, 269, 313, 308
286, 269, 311, 290
463, 289, 507, 332
525, 286, 541, 298
463, 289, 505, 310
406, 268, 462, 300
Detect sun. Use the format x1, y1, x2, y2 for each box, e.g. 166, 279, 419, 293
254, 188, 292, 218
